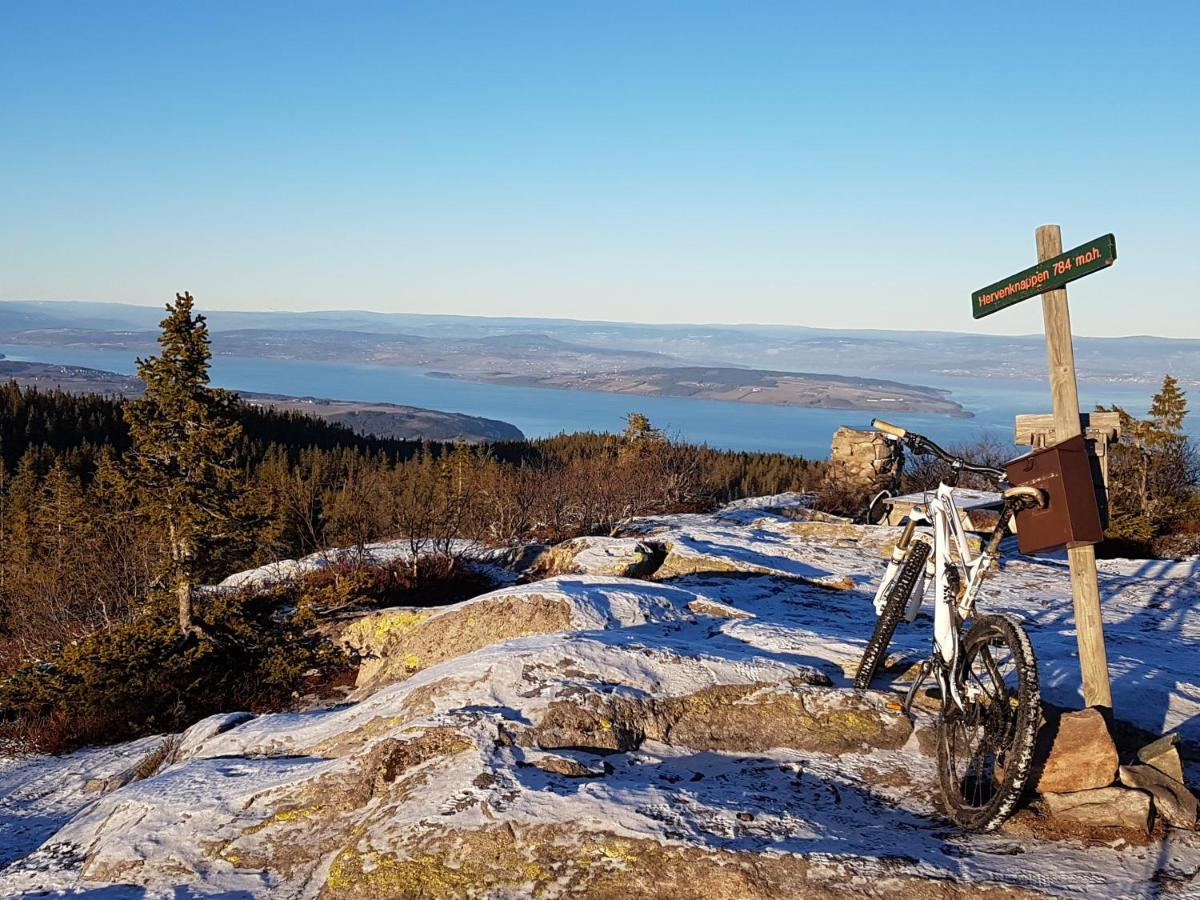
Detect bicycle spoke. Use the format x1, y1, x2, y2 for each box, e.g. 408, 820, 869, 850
969, 668, 999, 705
978, 644, 1008, 695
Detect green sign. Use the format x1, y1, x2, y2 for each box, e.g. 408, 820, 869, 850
972, 233, 1117, 319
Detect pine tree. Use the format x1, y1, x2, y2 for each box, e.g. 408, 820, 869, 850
620, 411, 665, 460
1, 449, 42, 576
125, 293, 244, 636
1150, 374, 1188, 435
35, 460, 90, 569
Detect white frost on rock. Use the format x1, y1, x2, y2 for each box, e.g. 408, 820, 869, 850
214, 538, 524, 592
718, 491, 814, 513
3, 499, 1200, 898
427, 574, 701, 631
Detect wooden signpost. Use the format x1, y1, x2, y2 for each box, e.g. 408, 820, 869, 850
974, 226, 1116, 710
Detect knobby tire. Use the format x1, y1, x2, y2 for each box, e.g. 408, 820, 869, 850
936, 613, 1041, 832
854, 541, 930, 690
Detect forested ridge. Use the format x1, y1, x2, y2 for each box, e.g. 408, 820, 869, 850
0, 382, 823, 624
0, 296, 824, 750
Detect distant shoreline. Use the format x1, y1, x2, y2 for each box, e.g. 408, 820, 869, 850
0, 360, 524, 443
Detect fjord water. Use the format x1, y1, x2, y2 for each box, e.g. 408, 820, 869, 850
0, 344, 1163, 459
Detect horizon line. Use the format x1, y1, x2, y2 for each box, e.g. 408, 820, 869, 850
0, 296, 1194, 343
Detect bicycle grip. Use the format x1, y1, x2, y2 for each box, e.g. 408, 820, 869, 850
872, 419, 907, 439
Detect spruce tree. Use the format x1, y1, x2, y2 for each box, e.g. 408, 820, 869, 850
35, 460, 90, 570
1098, 375, 1198, 550
1150, 374, 1188, 435
125, 293, 243, 636
620, 412, 665, 459
1, 449, 42, 576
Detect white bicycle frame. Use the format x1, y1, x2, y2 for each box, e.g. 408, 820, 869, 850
872, 482, 1000, 706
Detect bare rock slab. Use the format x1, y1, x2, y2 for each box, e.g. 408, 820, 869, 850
1138, 732, 1186, 784
1041, 786, 1152, 834
526, 682, 910, 756
1032, 707, 1118, 794
528, 753, 610, 778
787, 520, 982, 559
341, 577, 697, 695
530, 536, 665, 579
320, 824, 1043, 900
1119, 764, 1198, 830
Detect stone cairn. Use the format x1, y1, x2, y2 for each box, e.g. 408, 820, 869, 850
1032, 709, 1198, 834
826, 426, 903, 497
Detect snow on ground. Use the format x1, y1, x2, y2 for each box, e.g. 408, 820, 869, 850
214, 539, 518, 592
2, 499, 1199, 897
637, 503, 1200, 762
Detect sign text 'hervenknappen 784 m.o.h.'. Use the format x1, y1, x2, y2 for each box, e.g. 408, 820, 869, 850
971, 234, 1117, 319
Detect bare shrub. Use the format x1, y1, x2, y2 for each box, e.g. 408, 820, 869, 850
811, 470, 868, 518
900, 433, 1013, 494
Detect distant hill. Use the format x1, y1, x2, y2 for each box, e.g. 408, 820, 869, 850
2, 301, 1197, 390
448, 364, 969, 417
0, 360, 523, 443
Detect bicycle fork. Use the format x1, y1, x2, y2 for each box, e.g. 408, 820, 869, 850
904, 501, 984, 717
874, 518, 930, 621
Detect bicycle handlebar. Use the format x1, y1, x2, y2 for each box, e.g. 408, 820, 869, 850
872, 421, 1006, 482
871, 419, 907, 439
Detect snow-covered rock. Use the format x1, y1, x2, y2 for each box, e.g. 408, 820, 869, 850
4, 499, 1200, 897
214, 539, 533, 592
529, 536, 665, 579
341, 576, 705, 695
717, 491, 814, 513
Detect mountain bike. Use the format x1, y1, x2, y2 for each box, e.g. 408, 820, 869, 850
855, 419, 1047, 832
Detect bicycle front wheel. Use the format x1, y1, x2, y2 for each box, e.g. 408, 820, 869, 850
937, 613, 1041, 832
854, 540, 929, 690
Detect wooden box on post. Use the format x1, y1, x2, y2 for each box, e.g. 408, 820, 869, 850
1005, 434, 1104, 553
1014, 411, 1120, 528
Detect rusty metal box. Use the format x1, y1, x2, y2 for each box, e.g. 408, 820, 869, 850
1005, 434, 1104, 553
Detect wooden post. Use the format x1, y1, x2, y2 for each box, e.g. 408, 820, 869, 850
1036, 224, 1113, 710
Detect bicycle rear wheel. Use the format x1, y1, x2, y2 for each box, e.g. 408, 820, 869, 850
937, 613, 1041, 832
854, 541, 929, 690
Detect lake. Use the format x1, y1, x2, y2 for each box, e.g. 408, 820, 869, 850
0, 343, 1166, 459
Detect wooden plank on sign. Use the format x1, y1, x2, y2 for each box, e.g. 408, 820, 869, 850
1014, 411, 1121, 447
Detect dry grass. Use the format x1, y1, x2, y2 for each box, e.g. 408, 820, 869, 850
0, 710, 116, 755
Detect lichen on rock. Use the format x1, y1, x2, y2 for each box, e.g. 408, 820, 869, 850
344, 593, 576, 693
525, 682, 911, 756
317, 824, 1043, 900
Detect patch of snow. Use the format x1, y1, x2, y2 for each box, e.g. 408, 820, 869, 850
214, 539, 524, 592
719, 492, 814, 513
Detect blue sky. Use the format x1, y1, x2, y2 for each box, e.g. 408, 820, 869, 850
2, 2, 1196, 335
